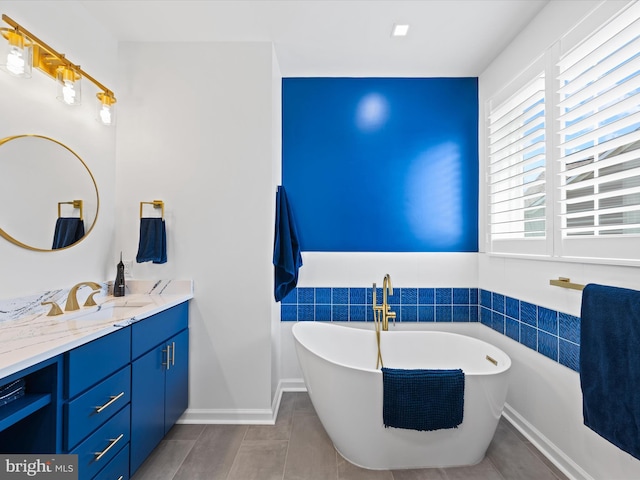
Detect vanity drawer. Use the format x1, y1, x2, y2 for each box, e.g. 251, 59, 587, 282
93, 442, 129, 480
66, 366, 131, 450
67, 328, 131, 398
72, 404, 130, 480
131, 302, 188, 359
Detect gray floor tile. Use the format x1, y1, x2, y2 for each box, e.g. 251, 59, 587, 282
337, 455, 394, 480
391, 468, 448, 480
292, 391, 316, 415
502, 419, 568, 480
284, 412, 338, 480
227, 440, 289, 480
486, 421, 558, 480
164, 423, 205, 441
131, 439, 194, 480
245, 393, 295, 442
132, 393, 571, 480
172, 424, 248, 480
443, 457, 504, 480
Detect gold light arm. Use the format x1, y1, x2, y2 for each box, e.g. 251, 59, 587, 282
1, 14, 116, 100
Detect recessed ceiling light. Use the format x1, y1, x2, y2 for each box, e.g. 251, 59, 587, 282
392, 24, 409, 37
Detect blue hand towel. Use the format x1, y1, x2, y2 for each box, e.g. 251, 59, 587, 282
52, 217, 85, 249
580, 283, 640, 460
273, 186, 302, 302
381, 367, 464, 431
136, 217, 167, 264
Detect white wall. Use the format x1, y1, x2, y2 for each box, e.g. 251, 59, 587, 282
479, 1, 640, 478
0, 1, 117, 298
115, 41, 279, 421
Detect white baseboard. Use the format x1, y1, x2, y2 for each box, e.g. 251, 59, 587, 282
178, 378, 307, 425
502, 403, 593, 480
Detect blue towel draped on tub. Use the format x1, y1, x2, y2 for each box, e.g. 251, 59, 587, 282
273, 186, 302, 302
580, 284, 640, 460
381, 367, 464, 431
52, 217, 85, 249
136, 217, 167, 264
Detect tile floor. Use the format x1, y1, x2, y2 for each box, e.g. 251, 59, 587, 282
131, 392, 569, 480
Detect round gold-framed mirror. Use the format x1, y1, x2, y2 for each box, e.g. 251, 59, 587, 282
0, 134, 100, 251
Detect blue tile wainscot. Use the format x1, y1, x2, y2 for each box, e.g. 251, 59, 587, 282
281, 287, 580, 372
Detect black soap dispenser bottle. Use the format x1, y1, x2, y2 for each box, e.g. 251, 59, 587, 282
114, 252, 126, 297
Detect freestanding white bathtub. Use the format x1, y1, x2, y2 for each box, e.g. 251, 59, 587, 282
292, 322, 511, 470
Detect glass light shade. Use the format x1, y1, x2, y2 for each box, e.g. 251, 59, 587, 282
0, 29, 32, 78
56, 66, 81, 105
96, 92, 116, 126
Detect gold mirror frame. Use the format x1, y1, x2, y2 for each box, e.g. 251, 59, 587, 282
0, 134, 100, 252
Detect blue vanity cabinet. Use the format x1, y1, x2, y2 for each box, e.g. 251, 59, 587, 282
130, 302, 189, 475
65, 327, 132, 480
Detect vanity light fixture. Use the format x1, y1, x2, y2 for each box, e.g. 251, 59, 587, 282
391, 24, 410, 37
0, 14, 116, 125
0, 27, 32, 77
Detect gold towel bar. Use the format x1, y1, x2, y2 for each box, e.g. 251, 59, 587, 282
140, 200, 164, 219
549, 277, 585, 291
58, 199, 83, 220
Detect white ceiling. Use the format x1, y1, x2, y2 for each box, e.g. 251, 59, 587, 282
79, 0, 550, 77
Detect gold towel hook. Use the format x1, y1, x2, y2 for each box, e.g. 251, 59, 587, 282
140, 200, 164, 219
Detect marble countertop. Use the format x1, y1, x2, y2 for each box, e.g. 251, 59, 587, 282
0, 279, 194, 380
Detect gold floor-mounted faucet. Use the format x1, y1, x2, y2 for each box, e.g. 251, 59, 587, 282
65, 281, 102, 311
372, 274, 396, 332
372, 274, 396, 369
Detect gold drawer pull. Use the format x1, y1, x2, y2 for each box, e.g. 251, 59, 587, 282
162, 344, 172, 370
94, 433, 124, 461
95, 392, 125, 413
172, 341, 176, 366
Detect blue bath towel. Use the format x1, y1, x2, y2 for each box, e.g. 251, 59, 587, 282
136, 217, 167, 264
52, 217, 85, 249
273, 186, 302, 302
381, 368, 464, 431
580, 283, 640, 460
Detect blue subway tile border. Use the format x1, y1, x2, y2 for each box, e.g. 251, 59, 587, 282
279, 286, 581, 372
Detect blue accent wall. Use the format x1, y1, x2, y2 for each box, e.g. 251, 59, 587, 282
282, 77, 479, 252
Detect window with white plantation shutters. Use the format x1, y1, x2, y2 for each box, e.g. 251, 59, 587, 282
557, 4, 640, 243
488, 71, 547, 252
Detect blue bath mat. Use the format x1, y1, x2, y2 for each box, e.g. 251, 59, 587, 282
381, 368, 464, 431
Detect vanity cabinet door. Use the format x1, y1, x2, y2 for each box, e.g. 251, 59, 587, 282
130, 301, 189, 476
164, 329, 189, 434
130, 345, 165, 474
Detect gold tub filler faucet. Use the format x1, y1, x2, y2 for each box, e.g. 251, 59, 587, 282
372, 274, 396, 368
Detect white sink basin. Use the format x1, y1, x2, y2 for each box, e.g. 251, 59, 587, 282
66, 299, 153, 322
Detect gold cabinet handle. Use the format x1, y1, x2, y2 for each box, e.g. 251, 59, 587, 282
95, 392, 125, 414
162, 344, 172, 370
172, 341, 175, 366
94, 433, 124, 461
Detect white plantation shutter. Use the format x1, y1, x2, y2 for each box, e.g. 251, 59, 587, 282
488, 70, 547, 253
557, 4, 640, 244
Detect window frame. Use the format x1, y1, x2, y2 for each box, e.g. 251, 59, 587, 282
485, 2, 640, 265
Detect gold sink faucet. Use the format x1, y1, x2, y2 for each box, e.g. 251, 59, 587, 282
373, 274, 396, 331
65, 282, 102, 311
